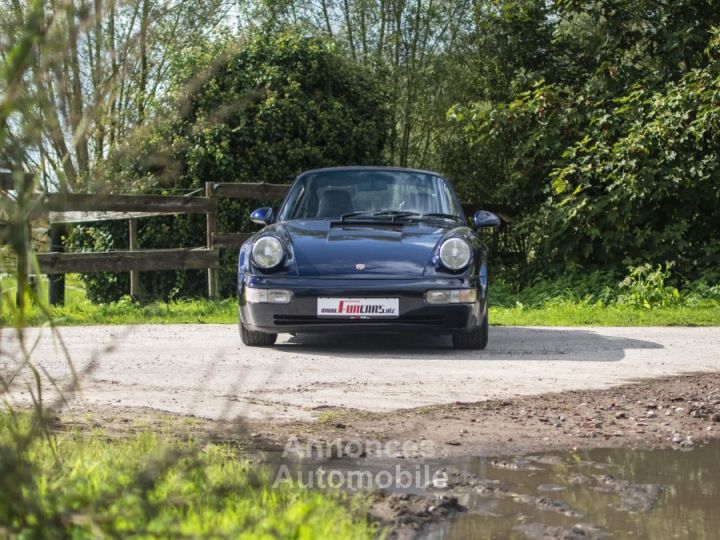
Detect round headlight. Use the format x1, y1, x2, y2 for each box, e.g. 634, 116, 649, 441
252, 236, 284, 269
439, 238, 471, 270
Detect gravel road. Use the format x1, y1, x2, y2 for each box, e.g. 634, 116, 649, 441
3, 325, 720, 421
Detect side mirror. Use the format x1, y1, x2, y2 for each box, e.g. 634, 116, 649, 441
250, 207, 274, 226
473, 210, 501, 229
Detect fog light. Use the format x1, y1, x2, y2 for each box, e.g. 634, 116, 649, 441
425, 289, 477, 304
246, 288, 293, 304
267, 289, 292, 304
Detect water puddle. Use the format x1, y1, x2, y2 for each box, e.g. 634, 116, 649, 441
271, 439, 720, 538
424, 440, 720, 539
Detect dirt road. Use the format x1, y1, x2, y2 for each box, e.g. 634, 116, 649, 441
4, 324, 720, 421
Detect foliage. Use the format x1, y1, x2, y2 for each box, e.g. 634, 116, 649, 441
442, 1, 720, 282
617, 264, 680, 309
7, 0, 720, 302
71, 29, 389, 302
110, 29, 388, 190
250, 0, 474, 168
0, 414, 375, 538
490, 265, 720, 326
0, 0, 234, 189
492, 264, 718, 310
65, 226, 130, 303
547, 38, 720, 276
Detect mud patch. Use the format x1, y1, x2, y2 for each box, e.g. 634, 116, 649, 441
369, 493, 465, 540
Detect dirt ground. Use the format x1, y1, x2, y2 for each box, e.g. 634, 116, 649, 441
57, 372, 720, 458
50, 372, 720, 540
251, 371, 720, 457
53, 372, 720, 539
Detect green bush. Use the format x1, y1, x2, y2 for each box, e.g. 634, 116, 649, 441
492, 265, 719, 310
74, 28, 388, 303
617, 264, 680, 309
66, 225, 129, 303
441, 3, 720, 282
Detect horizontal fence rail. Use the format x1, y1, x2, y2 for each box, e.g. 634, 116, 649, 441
39, 193, 217, 215
37, 248, 219, 274
208, 182, 290, 200
49, 211, 178, 223
211, 232, 253, 249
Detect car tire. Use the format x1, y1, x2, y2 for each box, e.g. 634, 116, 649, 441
240, 324, 277, 347
452, 312, 488, 350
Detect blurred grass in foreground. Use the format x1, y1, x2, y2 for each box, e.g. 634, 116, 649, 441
0, 413, 375, 538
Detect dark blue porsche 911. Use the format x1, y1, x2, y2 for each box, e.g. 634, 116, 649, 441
237, 167, 500, 349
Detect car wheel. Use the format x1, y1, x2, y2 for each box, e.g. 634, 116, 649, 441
452, 312, 488, 350
240, 324, 277, 347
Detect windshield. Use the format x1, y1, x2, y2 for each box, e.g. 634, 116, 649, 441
279, 169, 464, 221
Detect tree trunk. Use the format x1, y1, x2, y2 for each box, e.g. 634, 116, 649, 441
137, 0, 150, 124
66, 1, 90, 180
342, 0, 357, 61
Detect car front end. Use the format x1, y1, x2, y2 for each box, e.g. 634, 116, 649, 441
239, 274, 488, 335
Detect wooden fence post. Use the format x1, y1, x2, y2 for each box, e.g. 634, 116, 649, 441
128, 218, 140, 299
15, 225, 28, 310
48, 222, 66, 305
205, 182, 219, 299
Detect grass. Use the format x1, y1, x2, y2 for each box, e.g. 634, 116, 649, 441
0, 413, 376, 539
1, 273, 719, 327
492, 302, 720, 326
1, 274, 238, 326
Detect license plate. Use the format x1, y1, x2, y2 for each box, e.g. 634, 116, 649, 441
317, 297, 399, 318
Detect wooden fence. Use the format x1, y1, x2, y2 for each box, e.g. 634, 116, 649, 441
1, 180, 290, 305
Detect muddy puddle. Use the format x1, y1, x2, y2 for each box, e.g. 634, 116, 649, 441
422, 440, 720, 539
270, 439, 720, 539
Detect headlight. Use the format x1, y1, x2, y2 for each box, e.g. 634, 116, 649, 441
252, 236, 284, 269
439, 238, 471, 270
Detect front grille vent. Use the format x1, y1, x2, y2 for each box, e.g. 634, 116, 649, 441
273, 315, 444, 326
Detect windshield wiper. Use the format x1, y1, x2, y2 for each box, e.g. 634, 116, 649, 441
416, 212, 461, 221
339, 210, 418, 222
339, 210, 461, 223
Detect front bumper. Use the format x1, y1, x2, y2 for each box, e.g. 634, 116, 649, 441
238, 275, 487, 334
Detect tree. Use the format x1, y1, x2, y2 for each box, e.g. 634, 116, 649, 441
251, 0, 474, 168
547, 31, 720, 277
0, 0, 233, 190
441, 0, 720, 281
74, 29, 390, 301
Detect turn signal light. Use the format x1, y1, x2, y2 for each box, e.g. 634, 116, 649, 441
425, 289, 477, 304
246, 288, 293, 304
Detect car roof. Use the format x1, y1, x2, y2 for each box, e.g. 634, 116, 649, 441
296, 166, 446, 179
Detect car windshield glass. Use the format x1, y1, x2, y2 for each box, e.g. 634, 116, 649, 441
280, 169, 463, 221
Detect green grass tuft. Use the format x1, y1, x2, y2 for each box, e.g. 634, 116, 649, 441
0, 414, 376, 538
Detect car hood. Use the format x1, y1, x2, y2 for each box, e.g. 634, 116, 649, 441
275, 219, 456, 278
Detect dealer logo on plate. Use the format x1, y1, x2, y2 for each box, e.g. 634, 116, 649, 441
318, 298, 399, 317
